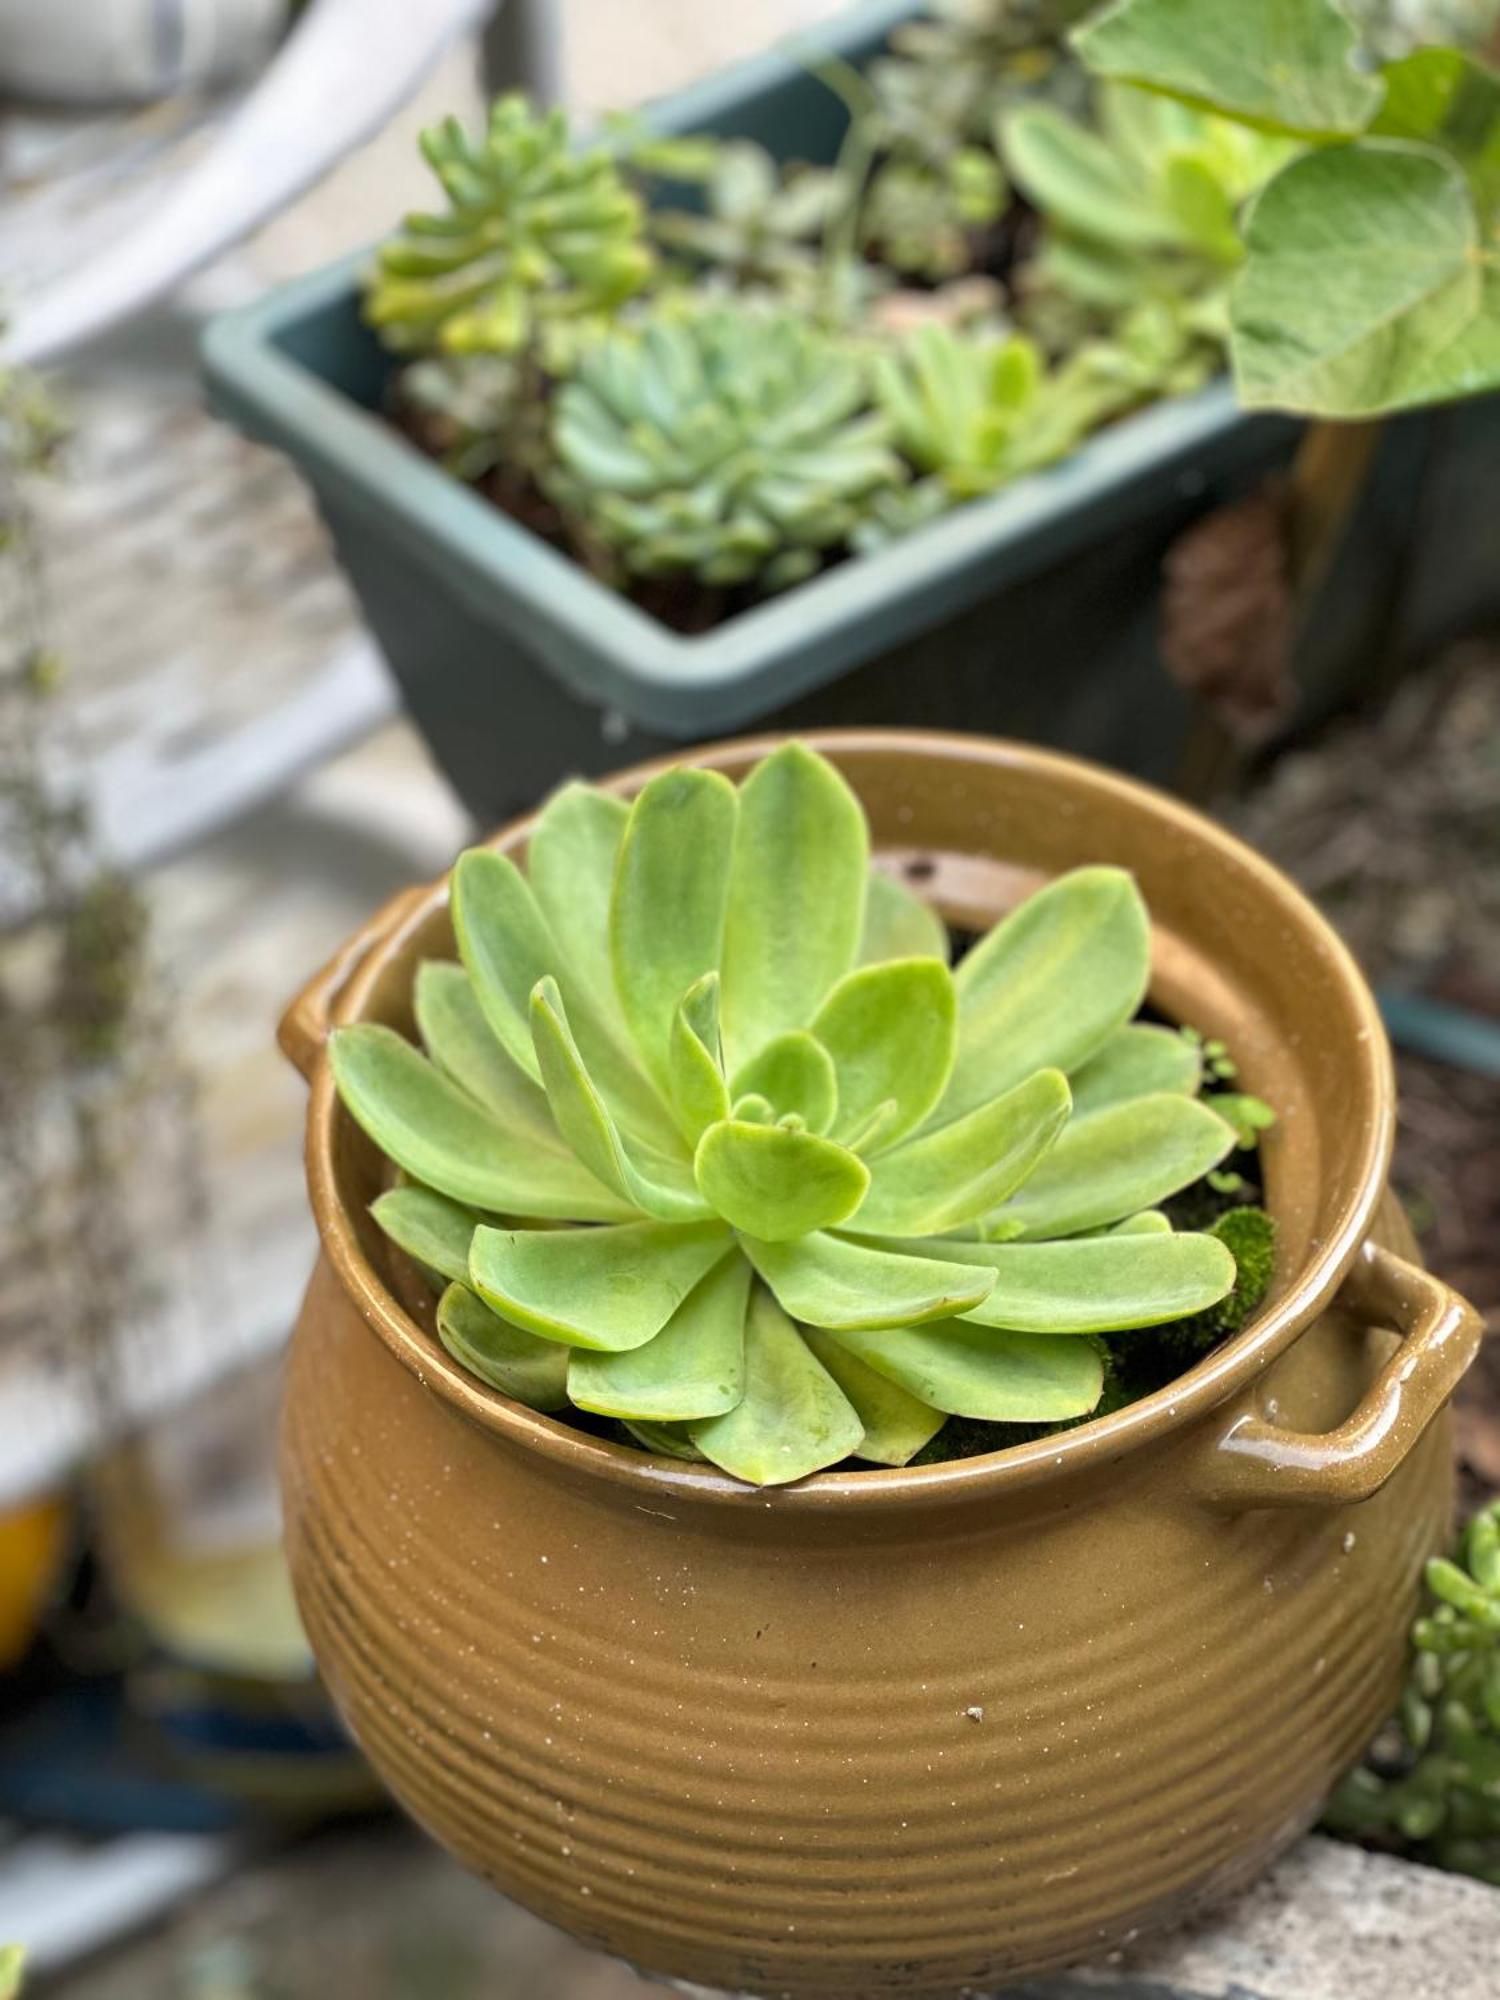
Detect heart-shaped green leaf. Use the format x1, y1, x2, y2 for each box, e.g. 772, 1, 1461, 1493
330, 1025, 632, 1221
371, 1183, 479, 1285
813, 957, 957, 1147
856, 1068, 1072, 1237
469, 1218, 733, 1351
612, 766, 738, 1092
1068, 1023, 1200, 1115
1073, 0, 1382, 140
829, 1322, 1104, 1423
1232, 140, 1498, 417
929, 1231, 1236, 1331
1374, 48, 1500, 219
688, 1289, 863, 1485
745, 1231, 996, 1331
719, 743, 869, 1071
859, 869, 949, 967
568, 1254, 750, 1421
731, 1031, 838, 1135
801, 1327, 946, 1465
668, 971, 731, 1144
990, 1093, 1235, 1239
530, 977, 709, 1222
436, 1282, 571, 1410
944, 867, 1150, 1121
694, 1120, 870, 1241
526, 781, 629, 1022
413, 959, 557, 1143
1002, 102, 1166, 250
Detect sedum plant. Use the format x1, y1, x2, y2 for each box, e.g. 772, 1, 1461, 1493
365, 96, 653, 356
329, 743, 1264, 1488
549, 307, 906, 591
1328, 1500, 1500, 1884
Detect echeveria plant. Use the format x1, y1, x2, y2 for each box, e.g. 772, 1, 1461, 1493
330, 744, 1263, 1487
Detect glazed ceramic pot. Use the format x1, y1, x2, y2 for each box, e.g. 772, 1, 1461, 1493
278, 731, 1484, 2000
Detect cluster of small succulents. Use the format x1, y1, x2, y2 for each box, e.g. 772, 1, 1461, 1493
332, 743, 1274, 1489
1328, 1500, 1500, 1885
363, 7, 1294, 611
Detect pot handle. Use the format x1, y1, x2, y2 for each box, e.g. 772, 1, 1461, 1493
1195, 1240, 1484, 1512
278, 882, 431, 1082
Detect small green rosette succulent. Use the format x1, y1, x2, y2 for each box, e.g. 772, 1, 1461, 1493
365, 96, 653, 355
331, 744, 1248, 1487
549, 307, 906, 592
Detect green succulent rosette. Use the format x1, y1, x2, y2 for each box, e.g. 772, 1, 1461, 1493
365, 96, 654, 356
331, 744, 1253, 1487
549, 306, 907, 591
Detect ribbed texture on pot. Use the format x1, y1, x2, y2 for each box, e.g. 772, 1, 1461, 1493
282, 1248, 1451, 2000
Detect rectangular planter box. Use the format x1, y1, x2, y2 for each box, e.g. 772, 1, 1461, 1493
202, 0, 1500, 825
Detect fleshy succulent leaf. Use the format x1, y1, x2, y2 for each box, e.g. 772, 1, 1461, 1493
413, 959, 558, 1142
813, 957, 958, 1149
330, 1025, 632, 1221
436, 1281, 570, 1410
529, 977, 709, 1222
801, 1327, 946, 1465
693, 1120, 870, 1241
924, 1230, 1237, 1331
859, 869, 950, 967
527, 783, 629, 1023
1068, 1022, 1201, 1114
370, 1183, 479, 1286
469, 1218, 733, 1351
745, 1231, 996, 1331
855, 1068, 1073, 1237
612, 767, 738, 1093
944, 866, 1151, 1120
989, 1093, 1236, 1239
829, 1322, 1105, 1423
730, 1031, 839, 1136
568, 1255, 751, 1421
667, 971, 731, 1144
622, 1419, 706, 1461
687, 1289, 864, 1485
719, 744, 869, 1071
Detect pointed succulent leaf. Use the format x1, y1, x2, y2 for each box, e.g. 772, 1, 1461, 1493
436, 1282, 570, 1410
612, 766, 738, 1092
529, 977, 708, 1221
668, 971, 731, 1143
719, 743, 869, 1070
568, 1255, 751, 1421
745, 1231, 995, 1331
990, 1093, 1236, 1239
731, 1031, 838, 1135
527, 782, 629, 1021
1072, 0, 1382, 140
413, 959, 557, 1141
469, 1219, 733, 1351
944, 867, 1150, 1121
1068, 1023, 1201, 1115
813, 957, 957, 1149
925, 1231, 1236, 1331
330, 1025, 632, 1221
856, 1069, 1073, 1238
688, 1289, 864, 1485
801, 1327, 946, 1465
859, 869, 950, 967
830, 1322, 1104, 1423
694, 1120, 870, 1241
371, 1183, 479, 1285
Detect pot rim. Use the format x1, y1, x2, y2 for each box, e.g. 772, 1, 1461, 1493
303, 729, 1394, 1513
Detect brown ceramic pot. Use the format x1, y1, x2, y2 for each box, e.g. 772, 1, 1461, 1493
278, 732, 1484, 2000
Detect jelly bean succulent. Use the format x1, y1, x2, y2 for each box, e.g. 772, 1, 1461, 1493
1328, 1500, 1500, 1885
549, 308, 906, 592
329, 744, 1265, 1488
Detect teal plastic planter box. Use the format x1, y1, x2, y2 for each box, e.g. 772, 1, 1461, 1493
203, 0, 1500, 825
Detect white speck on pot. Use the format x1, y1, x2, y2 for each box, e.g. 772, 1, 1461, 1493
964, 1706, 985, 1723
1343, 1530, 1357, 1553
